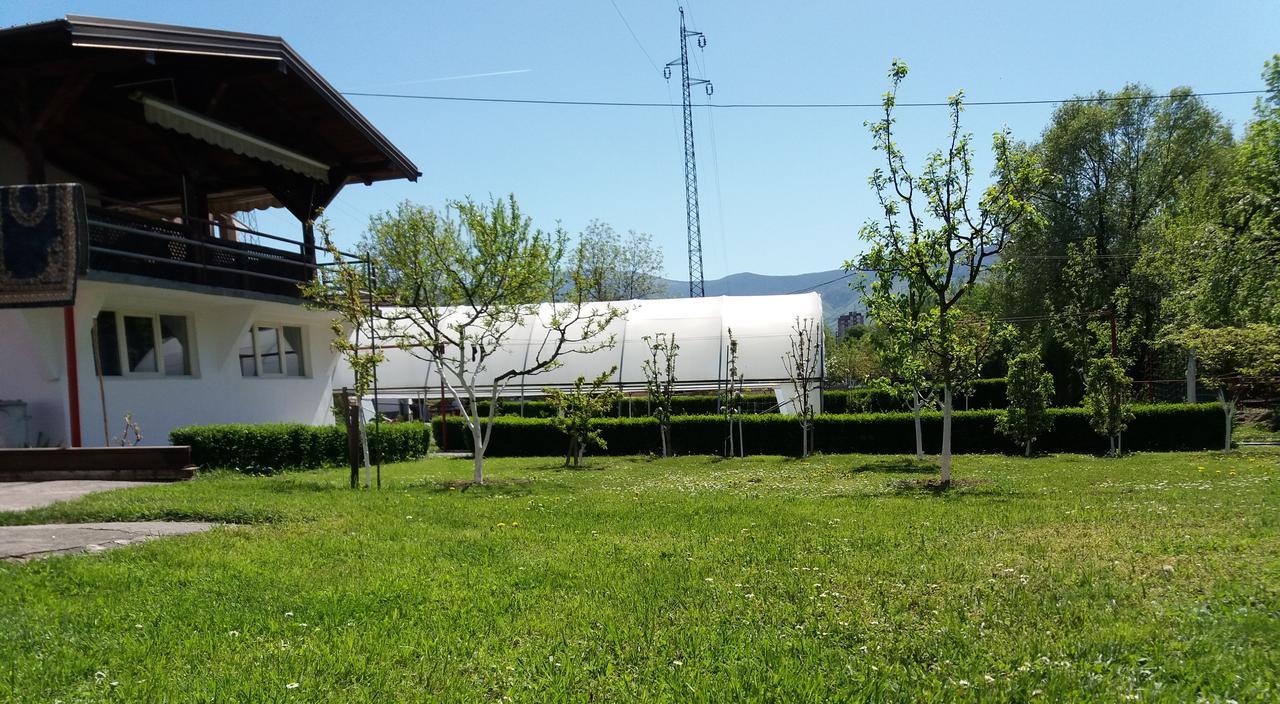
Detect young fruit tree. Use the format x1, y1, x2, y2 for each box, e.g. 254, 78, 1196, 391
782, 317, 822, 458
1084, 355, 1134, 455
545, 368, 622, 467
720, 328, 746, 457
1167, 324, 1280, 451
856, 60, 1042, 484
643, 333, 679, 457
857, 270, 933, 460
307, 196, 623, 484
302, 218, 380, 489
997, 349, 1056, 457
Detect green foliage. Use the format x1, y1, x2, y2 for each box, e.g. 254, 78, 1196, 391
306, 194, 624, 484
575, 220, 665, 301
824, 326, 882, 387
997, 351, 1055, 455
434, 404, 1220, 457
1084, 357, 1135, 450
170, 422, 431, 473
544, 369, 622, 466
854, 60, 1041, 479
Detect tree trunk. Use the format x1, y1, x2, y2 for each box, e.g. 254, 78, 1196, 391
1024, 439, 1032, 458
939, 386, 953, 485
471, 422, 485, 483
912, 388, 924, 461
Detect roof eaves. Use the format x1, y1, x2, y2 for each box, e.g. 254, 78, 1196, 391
60, 15, 421, 182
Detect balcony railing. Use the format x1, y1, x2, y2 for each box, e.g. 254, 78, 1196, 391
86, 210, 354, 299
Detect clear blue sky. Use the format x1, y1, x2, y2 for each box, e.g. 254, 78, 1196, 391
8, 1, 1279, 278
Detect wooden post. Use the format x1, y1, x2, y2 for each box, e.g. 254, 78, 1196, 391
342, 389, 361, 489
63, 307, 82, 448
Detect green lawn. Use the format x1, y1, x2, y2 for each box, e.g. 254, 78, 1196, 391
2, 450, 1277, 702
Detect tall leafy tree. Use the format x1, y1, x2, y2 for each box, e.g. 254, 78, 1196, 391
308, 196, 623, 484
1152, 57, 1280, 442
997, 84, 1232, 392
857, 60, 1041, 484
576, 220, 666, 301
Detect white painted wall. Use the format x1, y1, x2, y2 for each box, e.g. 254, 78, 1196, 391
0, 307, 69, 446
0, 279, 342, 447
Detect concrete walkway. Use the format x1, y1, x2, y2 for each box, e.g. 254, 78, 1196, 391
1, 482, 214, 562
0, 480, 159, 512
0, 522, 215, 561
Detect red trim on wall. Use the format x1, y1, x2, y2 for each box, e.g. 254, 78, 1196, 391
63, 306, 82, 448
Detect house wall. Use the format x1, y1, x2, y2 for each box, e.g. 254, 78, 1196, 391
0, 307, 70, 446
75, 280, 341, 446
0, 279, 342, 447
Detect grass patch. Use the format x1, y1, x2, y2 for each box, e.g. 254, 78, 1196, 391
1, 450, 1277, 701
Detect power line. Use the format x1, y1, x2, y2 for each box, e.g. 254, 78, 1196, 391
785, 251, 1145, 295
340, 89, 1266, 110
607, 0, 661, 74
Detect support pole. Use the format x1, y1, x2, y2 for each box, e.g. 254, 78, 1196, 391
1185, 354, 1197, 404
63, 307, 82, 447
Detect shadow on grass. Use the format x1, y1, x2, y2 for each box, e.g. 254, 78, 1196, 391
850, 457, 941, 474
423, 478, 535, 497
888, 477, 993, 495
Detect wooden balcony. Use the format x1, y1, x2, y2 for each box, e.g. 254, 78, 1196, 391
86, 210, 320, 299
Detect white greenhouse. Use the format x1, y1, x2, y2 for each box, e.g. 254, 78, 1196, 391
335, 293, 824, 415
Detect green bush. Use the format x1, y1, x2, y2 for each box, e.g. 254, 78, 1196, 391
432, 403, 1222, 457
170, 422, 432, 472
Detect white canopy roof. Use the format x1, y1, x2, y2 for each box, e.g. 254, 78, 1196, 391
336, 293, 824, 400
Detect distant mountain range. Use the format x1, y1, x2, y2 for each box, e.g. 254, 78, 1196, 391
662, 269, 866, 328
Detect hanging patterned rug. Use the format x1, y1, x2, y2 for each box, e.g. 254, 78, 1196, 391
0, 184, 88, 308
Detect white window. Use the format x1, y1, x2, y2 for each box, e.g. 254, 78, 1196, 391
239, 324, 306, 377
94, 311, 194, 377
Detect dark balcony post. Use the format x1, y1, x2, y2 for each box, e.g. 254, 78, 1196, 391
302, 219, 317, 265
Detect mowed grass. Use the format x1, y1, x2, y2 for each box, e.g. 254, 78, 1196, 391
1, 450, 1277, 703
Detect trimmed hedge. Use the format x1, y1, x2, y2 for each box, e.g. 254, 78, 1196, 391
170, 422, 433, 472
474, 393, 780, 419
474, 381, 1008, 419
433, 403, 1223, 457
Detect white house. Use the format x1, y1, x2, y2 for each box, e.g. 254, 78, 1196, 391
0, 16, 419, 447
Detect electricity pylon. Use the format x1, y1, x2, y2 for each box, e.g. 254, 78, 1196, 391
665, 7, 712, 298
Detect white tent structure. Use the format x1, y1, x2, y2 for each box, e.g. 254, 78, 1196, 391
335, 293, 824, 415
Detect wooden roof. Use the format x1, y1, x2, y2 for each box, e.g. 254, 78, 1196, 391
0, 15, 420, 217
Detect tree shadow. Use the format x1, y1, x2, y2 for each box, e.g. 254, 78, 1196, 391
849, 457, 941, 474
423, 478, 535, 497
888, 477, 993, 495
